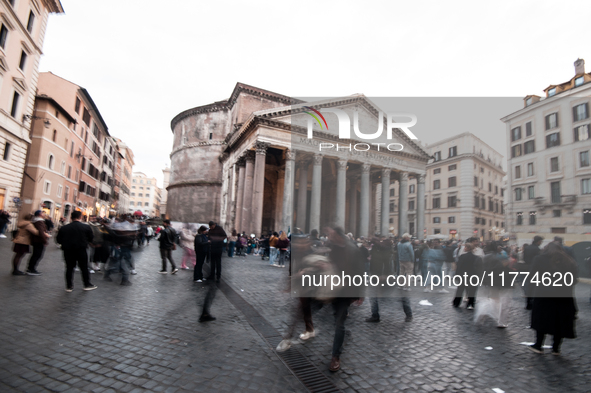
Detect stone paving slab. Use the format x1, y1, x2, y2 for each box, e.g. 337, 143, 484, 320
0, 239, 306, 393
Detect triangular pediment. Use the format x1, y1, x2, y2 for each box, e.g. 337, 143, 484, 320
13, 76, 27, 92
0, 55, 9, 72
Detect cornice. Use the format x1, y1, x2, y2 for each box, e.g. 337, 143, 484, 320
170, 140, 227, 159
167, 180, 222, 191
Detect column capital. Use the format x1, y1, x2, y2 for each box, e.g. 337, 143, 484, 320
381, 168, 391, 177
400, 172, 409, 182
245, 150, 255, 163
254, 141, 270, 155
417, 173, 426, 184
337, 158, 347, 171
312, 153, 323, 166
285, 149, 296, 161
236, 156, 246, 167
361, 163, 371, 174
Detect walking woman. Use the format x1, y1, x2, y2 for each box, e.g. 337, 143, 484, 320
180, 224, 196, 269
529, 242, 578, 354
12, 214, 39, 275
194, 226, 210, 282
276, 231, 290, 268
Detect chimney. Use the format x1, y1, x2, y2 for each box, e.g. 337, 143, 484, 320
574, 58, 585, 75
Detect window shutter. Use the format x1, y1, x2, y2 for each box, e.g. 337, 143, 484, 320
573, 105, 578, 121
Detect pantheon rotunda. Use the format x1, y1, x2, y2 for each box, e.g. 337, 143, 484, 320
168, 83, 429, 238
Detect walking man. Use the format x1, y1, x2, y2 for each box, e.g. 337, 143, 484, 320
26, 210, 49, 275
56, 211, 97, 292
158, 219, 178, 274
207, 221, 227, 283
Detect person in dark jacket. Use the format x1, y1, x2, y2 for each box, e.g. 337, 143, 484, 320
158, 220, 178, 274
26, 210, 48, 275
207, 221, 227, 282
452, 243, 483, 309
194, 226, 210, 282
56, 211, 96, 292
523, 236, 543, 309
528, 242, 578, 354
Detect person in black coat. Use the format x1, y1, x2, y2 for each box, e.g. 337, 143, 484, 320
528, 242, 578, 355
56, 211, 96, 292
207, 221, 227, 282
523, 236, 544, 309
452, 243, 484, 309
193, 226, 210, 282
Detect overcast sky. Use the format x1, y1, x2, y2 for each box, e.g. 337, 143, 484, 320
39, 0, 591, 186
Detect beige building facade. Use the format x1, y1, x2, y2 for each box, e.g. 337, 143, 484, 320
502, 59, 591, 239
114, 138, 134, 215
129, 172, 161, 217
0, 0, 63, 226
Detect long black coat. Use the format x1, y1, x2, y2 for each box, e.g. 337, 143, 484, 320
530, 253, 578, 338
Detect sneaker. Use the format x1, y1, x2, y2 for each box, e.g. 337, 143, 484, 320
466, 305, 474, 310
497, 324, 508, 329
26, 270, 41, 276
194, 279, 203, 283
12, 270, 26, 276
75, 267, 80, 272
89, 269, 95, 274
0, 234, 7, 238
199, 314, 216, 323
159, 270, 167, 274
365, 316, 380, 323
528, 345, 543, 354
83, 285, 98, 291
171, 268, 179, 275
65, 288, 73, 293
437, 288, 450, 293
276, 339, 292, 352
299, 330, 316, 340
130, 270, 137, 275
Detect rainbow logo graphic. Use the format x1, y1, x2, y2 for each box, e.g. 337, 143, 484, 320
303, 106, 329, 130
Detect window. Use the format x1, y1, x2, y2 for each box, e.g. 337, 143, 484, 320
480, 167, 484, 173
481, 197, 485, 208
433, 151, 441, 161
526, 97, 532, 106
582, 179, 591, 195
2, 141, 10, 161
67, 165, 72, 179
75, 169, 79, 182
545, 132, 560, 148
60, 161, 65, 175
474, 195, 479, 208
43, 180, 51, 195
0, 24, 8, 49
138, 193, 143, 197
553, 210, 561, 218
139, 186, 143, 190
26, 11, 35, 33
432, 197, 440, 209
389, 188, 395, 197
131, 193, 135, 197
573, 103, 589, 122
495, 202, 499, 213
433, 168, 441, 174
74, 97, 81, 114
449, 146, 457, 158
515, 166, 521, 179
545, 113, 558, 130
516, 212, 523, 226
511, 144, 522, 158
515, 188, 522, 201
529, 211, 537, 225
18, 50, 27, 71
64, 186, 69, 201
409, 184, 415, 194
488, 199, 493, 211
449, 216, 455, 224
525, 122, 532, 136
57, 185, 62, 198
501, 189, 504, 197
433, 217, 441, 224
550, 157, 559, 172
474, 176, 478, 187
527, 163, 534, 176
209, 133, 213, 140
551, 182, 561, 203
548, 88, 556, 97
448, 195, 457, 207
144, 202, 149, 207
475, 217, 480, 225
575, 124, 590, 141
575, 77, 585, 87
524, 140, 535, 154
488, 182, 492, 192
82, 107, 91, 126
448, 177, 456, 187
584, 209, 591, 224
495, 185, 499, 194
528, 185, 535, 199
70, 142, 74, 157
130, 202, 134, 206
433, 180, 440, 190
10, 91, 20, 117
48, 154, 54, 170
408, 200, 415, 210
511, 127, 521, 141
389, 202, 395, 213
580, 151, 590, 167
448, 164, 457, 171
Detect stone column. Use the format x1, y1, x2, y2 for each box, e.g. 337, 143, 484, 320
281, 149, 296, 232
359, 163, 370, 238
381, 168, 391, 236
309, 154, 323, 233
335, 158, 347, 229
417, 174, 426, 240
251, 141, 269, 236
241, 151, 255, 234
234, 157, 246, 232
398, 172, 409, 236
349, 179, 358, 236
296, 160, 309, 230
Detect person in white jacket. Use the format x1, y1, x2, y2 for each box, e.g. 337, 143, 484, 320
180, 224, 196, 269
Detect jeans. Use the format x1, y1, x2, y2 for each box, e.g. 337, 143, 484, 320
269, 247, 277, 265
228, 241, 235, 257
278, 249, 287, 266
64, 248, 92, 289
332, 298, 351, 357
160, 248, 176, 271
27, 242, 45, 272
426, 261, 444, 287
370, 297, 412, 318
106, 246, 132, 281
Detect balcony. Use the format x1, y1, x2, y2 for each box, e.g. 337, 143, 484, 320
531, 195, 577, 213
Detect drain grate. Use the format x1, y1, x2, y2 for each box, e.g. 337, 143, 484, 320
218, 279, 341, 393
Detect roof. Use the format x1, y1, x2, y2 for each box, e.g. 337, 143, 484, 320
78, 88, 109, 135
35, 94, 76, 123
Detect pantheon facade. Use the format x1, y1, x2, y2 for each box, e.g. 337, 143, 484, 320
168, 83, 429, 238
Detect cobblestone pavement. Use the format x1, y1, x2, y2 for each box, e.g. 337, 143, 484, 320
1, 239, 590, 393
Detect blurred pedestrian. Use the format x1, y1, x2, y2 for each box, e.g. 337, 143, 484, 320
0, 209, 10, 238
207, 221, 227, 283
11, 214, 39, 275
194, 225, 210, 282
180, 223, 196, 269
158, 219, 178, 274
276, 231, 290, 268
452, 243, 483, 309
227, 230, 237, 258
26, 210, 49, 275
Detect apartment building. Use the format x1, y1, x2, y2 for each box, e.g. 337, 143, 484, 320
129, 172, 161, 217
502, 59, 591, 240
0, 0, 63, 225
114, 138, 134, 215
388, 133, 506, 240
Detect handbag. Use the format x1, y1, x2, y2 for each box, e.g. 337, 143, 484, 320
172, 243, 177, 251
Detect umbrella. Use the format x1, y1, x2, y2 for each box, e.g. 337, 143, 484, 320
134, 210, 143, 216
